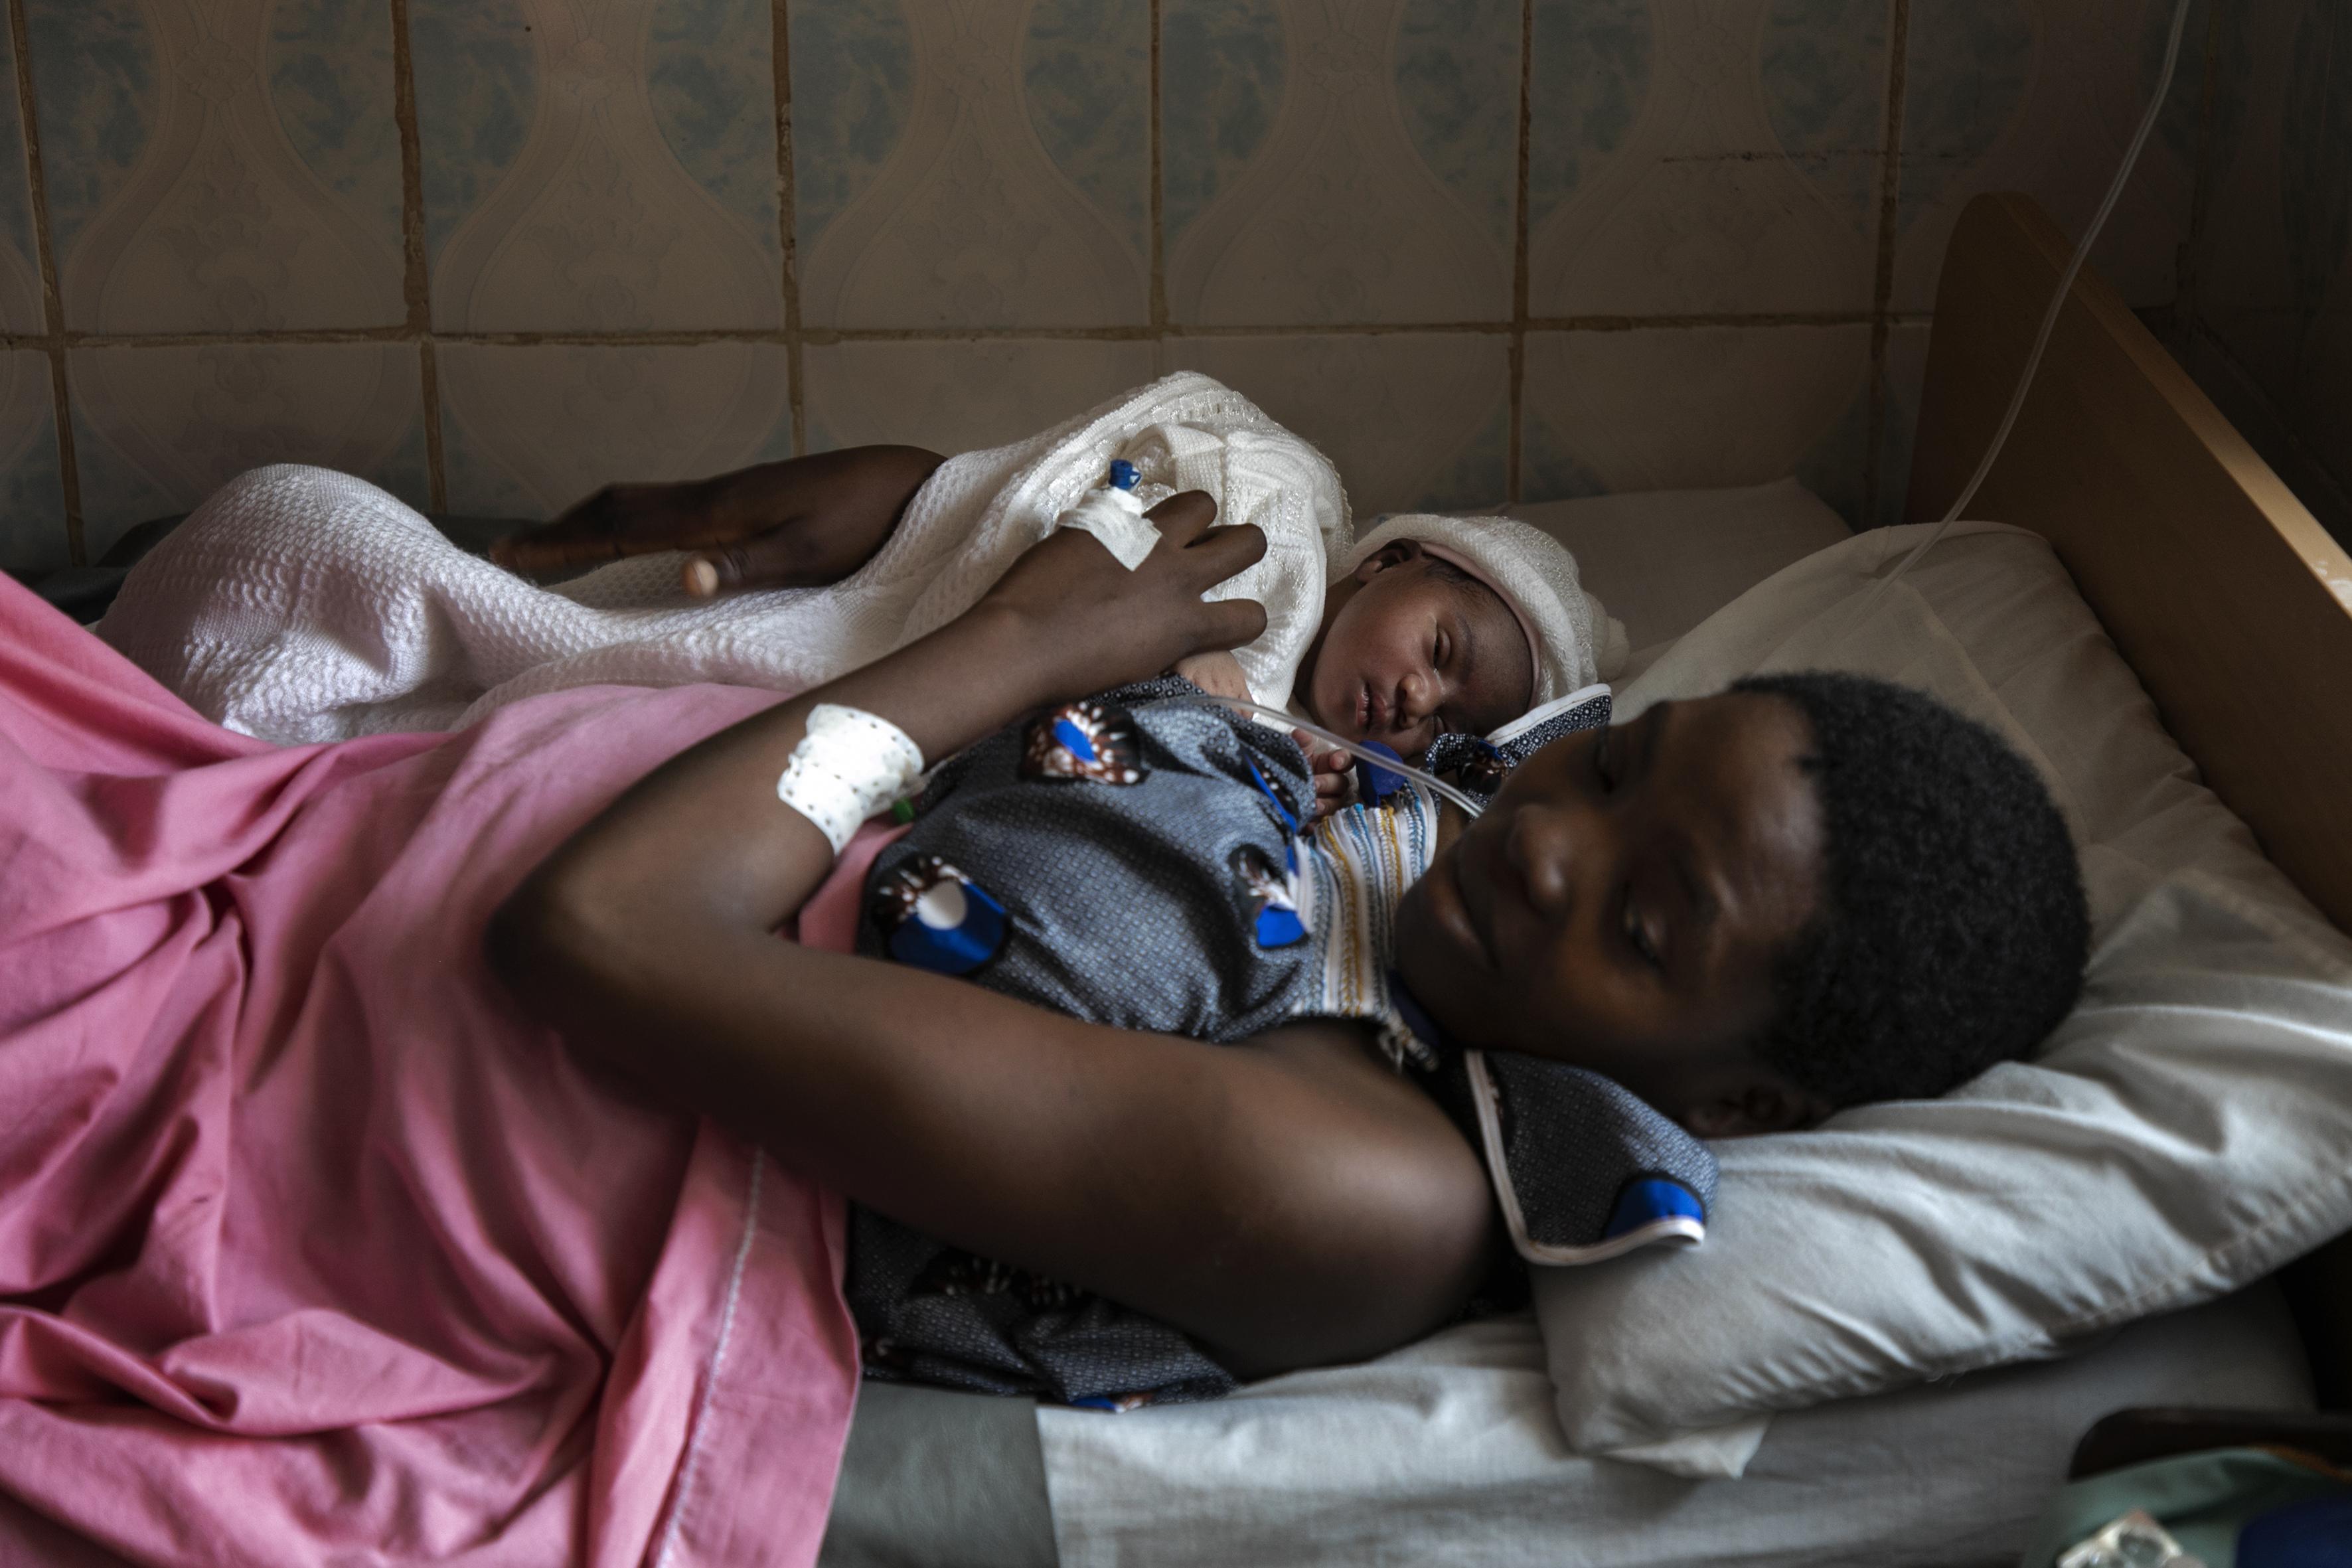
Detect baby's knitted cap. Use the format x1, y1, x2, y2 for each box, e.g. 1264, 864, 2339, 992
1347, 514, 1628, 708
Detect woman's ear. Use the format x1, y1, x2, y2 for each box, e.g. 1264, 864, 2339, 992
1678, 1079, 1834, 1138
1353, 540, 1423, 582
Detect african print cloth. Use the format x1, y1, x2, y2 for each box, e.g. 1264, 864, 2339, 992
844, 679, 1715, 1408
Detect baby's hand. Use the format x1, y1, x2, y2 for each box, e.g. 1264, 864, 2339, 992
1294, 730, 1355, 821
1174, 651, 1251, 701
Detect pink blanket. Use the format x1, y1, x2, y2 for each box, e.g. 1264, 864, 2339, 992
0, 572, 863, 1566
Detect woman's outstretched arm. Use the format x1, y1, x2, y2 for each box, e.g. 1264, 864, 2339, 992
489, 495, 1493, 1377
490, 444, 947, 592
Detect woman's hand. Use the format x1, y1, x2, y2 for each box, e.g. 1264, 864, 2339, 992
977, 490, 1268, 700
489, 445, 944, 594
503, 487, 1271, 955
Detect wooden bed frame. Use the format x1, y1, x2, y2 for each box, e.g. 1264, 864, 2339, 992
1907, 192, 2352, 1409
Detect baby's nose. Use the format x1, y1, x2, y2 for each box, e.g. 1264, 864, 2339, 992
1399, 668, 1439, 720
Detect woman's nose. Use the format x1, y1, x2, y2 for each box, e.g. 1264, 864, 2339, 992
1507, 799, 1579, 921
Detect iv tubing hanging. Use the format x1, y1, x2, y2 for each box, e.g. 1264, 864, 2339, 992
1151, 6, 2196, 815
1859, 0, 2195, 612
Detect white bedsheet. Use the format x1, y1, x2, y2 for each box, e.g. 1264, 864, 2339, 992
1036, 1286, 2309, 1568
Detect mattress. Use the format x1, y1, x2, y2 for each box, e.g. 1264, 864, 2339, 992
819, 1280, 2311, 1568
1037, 1286, 2310, 1568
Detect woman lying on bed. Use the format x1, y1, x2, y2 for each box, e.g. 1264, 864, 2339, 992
0, 489, 2084, 1560
491, 485, 2090, 1405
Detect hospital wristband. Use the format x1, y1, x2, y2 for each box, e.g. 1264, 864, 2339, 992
777, 703, 926, 855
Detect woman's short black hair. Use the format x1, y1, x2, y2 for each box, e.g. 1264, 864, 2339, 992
1734, 671, 2090, 1107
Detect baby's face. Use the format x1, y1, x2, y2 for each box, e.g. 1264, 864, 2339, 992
1303, 546, 1535, 757
1395, 692, 1832, 1135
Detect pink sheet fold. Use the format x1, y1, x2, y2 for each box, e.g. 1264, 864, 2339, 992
0, 571, 864, 1566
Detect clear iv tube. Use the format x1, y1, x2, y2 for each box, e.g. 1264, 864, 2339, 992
1857, 0, 2195, 616
1148, 693, 1490, 818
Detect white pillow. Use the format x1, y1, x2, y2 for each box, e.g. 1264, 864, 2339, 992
1511, 477, 1855, 655
1537, 521, 2352, 1451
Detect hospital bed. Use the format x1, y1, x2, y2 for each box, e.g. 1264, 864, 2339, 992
815, 192, 2352, 1568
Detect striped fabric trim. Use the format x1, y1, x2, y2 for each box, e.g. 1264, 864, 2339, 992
1293, 791, 1439, 1064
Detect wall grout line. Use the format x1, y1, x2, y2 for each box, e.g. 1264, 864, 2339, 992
386, 0, 445, 512
1147, 0, 1166, 366
1861, 0, 1909, 530
774, 0, 805, 454
7, 0, 80, 564
1506, 0, 1533, 506
3, 310, 1919, 355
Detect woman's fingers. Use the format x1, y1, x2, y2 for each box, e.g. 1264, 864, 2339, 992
491, 482, 724, 578
1198, 592, 1268, 653
1145, 489, 1219, 543
680, 528, 829, 597
1184, 522, 1268, 594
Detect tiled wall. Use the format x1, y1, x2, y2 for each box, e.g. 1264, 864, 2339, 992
0, 0, 2211, 576
2180, 1, 2352, 545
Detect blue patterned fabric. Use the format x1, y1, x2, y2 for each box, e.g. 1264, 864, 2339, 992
845, 676, 1712, 1407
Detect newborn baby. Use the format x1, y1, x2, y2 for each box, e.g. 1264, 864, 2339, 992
1177, 510, 1626, 758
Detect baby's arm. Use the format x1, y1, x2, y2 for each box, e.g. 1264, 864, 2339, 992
490, 497, 1490, 1378
1172, 655, 1352, 819
492, 445, 945, 592
1172, 649, 1250, 699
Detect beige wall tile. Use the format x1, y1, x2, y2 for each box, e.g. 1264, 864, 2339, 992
29, 0, 408, 333
1526, 0, 1890, 319
0, 352, 64, 572
802, 339, 1156, 455
69, 343, 428, 557
792, 1, 1149, 331
0, 24, 44, 336
1522, 323, 1870, 499
413, 0, 786, 333
437, 343, 795, 519
1892, 0, 2203, 312
1162, 0, 1517, 327
1168, 333, 1509, 515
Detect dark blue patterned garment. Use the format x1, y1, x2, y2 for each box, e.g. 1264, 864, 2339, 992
845, 679, 1713, 1409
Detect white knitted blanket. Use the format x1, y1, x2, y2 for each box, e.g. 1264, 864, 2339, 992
98, 373, 1350, 745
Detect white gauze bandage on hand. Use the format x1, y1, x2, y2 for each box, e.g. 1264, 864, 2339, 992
776, 703, 925, 854
1054, 484, 1160, 570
